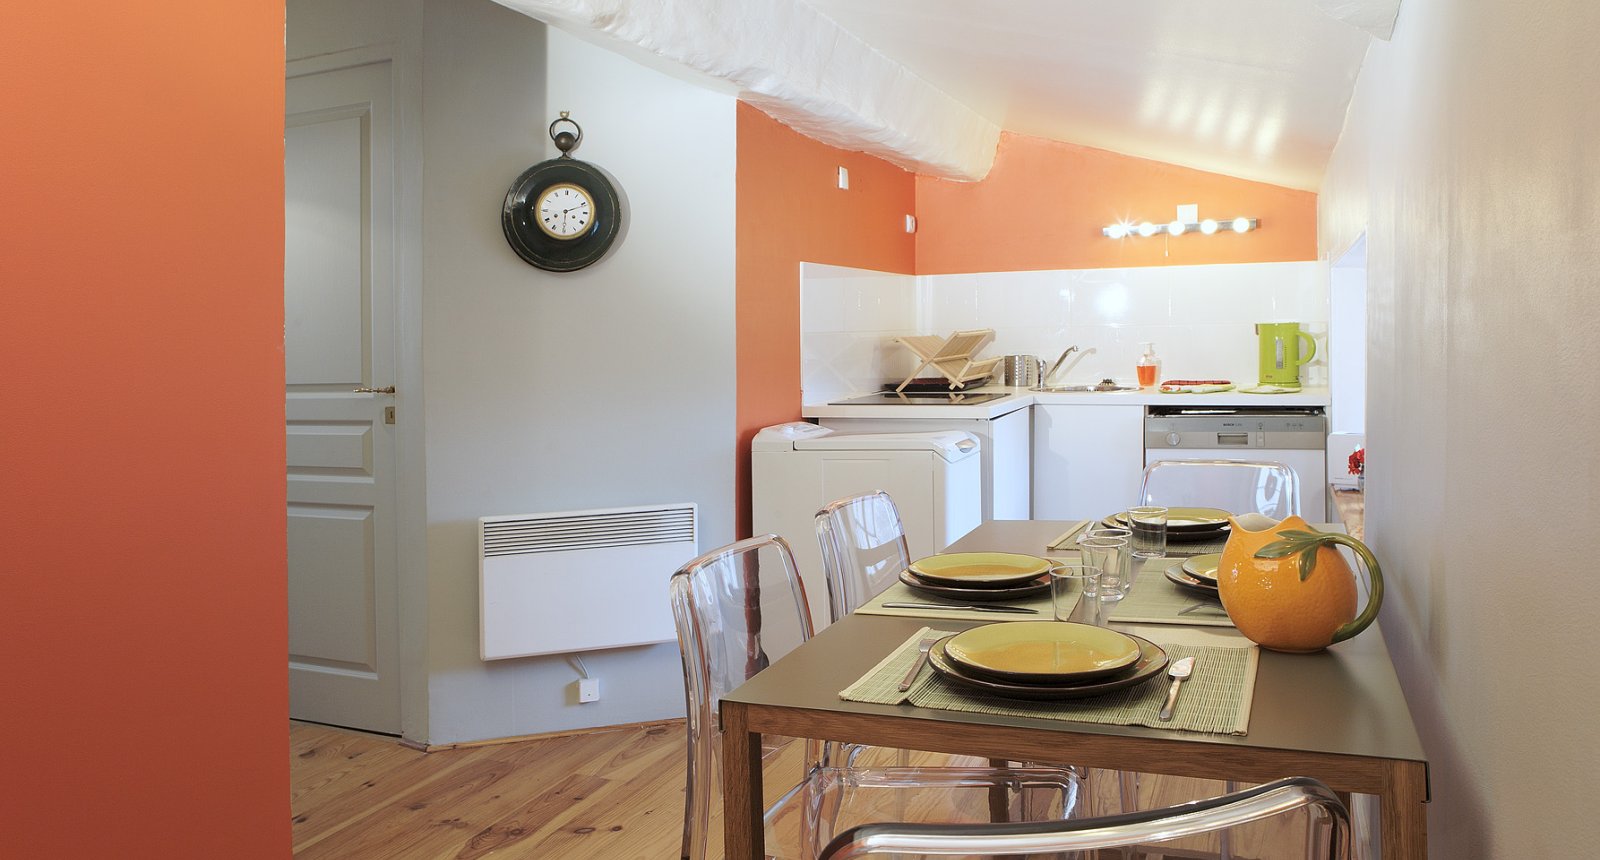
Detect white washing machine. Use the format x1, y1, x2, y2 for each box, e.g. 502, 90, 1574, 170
752, 422, 982, 630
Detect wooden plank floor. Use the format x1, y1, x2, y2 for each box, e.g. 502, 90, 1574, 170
290, 721, 1328, 859
291, 720, 689, 859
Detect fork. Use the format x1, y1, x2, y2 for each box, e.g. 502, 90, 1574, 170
898, 637, 941, 691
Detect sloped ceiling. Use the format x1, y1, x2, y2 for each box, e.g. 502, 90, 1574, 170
495, 0, 1400, 189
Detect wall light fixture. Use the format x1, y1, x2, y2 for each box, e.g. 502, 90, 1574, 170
1103, 216, 1258, 239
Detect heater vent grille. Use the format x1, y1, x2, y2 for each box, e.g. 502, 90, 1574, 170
482, 505, 696, 557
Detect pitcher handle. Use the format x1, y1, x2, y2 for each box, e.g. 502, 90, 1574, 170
1296, 331, 1317, 365
1323, 534, 1383, 644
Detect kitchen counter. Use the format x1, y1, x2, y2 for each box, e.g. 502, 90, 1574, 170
801, 385, 1331, 419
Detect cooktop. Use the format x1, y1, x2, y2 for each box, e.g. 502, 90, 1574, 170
828, 391, 1009, 406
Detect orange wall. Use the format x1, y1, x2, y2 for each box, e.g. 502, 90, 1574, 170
0, 2, 288, 856
735, 103, 917, 534
916, 133, 1318, 273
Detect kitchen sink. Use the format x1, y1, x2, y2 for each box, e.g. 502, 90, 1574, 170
1032, 379, 1138, 393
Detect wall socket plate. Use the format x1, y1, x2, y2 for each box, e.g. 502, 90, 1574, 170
577, 678, 600, 703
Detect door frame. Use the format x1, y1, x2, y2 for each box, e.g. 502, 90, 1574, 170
288, 44, 428, 742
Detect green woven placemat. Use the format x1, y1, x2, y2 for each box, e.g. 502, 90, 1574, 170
841, 627, 1256, 735
1160, 535, 1231, 556
1107, 560, 1234, 627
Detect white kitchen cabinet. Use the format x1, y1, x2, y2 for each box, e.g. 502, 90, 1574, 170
988, 407, 1031, 519
1032, 404, 1145, 520
818, 406, 1031, 522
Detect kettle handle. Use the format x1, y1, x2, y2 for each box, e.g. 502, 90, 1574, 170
1295, 331, 1317, 366
1324, 533, 1384, 644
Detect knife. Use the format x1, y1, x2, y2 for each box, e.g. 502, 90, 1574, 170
880, 602, 1038, 614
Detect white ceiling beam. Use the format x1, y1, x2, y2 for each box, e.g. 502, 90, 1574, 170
1309, 0, 1402, 40
491, 0, 1001, 181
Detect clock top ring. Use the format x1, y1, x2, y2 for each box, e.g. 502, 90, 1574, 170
502, 112, 624, 272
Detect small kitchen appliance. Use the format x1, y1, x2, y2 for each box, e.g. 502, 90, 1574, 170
1256, 322, 1316, 386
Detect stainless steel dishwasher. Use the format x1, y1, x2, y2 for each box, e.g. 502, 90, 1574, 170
1143, 406, 1329, 520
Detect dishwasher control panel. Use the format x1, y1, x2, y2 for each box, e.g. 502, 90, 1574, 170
1144, 406, 1327, 450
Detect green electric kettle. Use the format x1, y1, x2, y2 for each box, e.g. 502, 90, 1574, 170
1256, 322, 1316, 386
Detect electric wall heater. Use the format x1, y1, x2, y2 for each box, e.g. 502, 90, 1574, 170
479, 503, 697, 660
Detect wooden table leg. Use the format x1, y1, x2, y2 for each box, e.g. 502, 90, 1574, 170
1379, 761, 1429, 859
721, 702, 764, 859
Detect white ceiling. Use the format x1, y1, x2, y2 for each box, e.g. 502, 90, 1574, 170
498, 0, 1392, 190
801, 0, 1377, 190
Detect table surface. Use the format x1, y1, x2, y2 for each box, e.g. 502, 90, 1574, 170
727, 519, 1424, 766
719, 519, 1429, 857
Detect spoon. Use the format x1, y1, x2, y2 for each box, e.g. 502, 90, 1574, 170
1158, 656, 1196, 721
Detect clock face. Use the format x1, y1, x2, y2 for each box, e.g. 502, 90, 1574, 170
536, 183, 595, 239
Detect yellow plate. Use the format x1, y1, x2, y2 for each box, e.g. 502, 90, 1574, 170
1181, 553, 1222, 582
1113, 507, 1232, 530
907, 552, 1052, 588
943, 621, 1141, 682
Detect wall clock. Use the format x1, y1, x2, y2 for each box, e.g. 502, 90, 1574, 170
501, 113, 624, 272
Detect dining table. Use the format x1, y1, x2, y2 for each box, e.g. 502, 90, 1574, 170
719, 519, 1429, 858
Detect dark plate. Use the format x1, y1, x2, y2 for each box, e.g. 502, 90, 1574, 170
897, 569, 1049, 602
926, 635, 1169, 701
1106, 508, 1233, 532
1166, 527, 1230, 544
1164, 562, 1222, 597
1099, 516, 1229, 544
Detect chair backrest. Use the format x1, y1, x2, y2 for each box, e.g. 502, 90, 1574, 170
1140, 459, 1301, 519
815, 491, 913, 622
818, 775, 1350, 859
669, 534, 817, 860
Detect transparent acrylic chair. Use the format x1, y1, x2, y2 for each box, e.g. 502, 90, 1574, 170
1133, 457, 1302, 855
670, 534, 1076, 860
817, 776, 1350, 859
1140, 458, 1301, 519
813, 491, 912, 624
814, 492, 1101, 810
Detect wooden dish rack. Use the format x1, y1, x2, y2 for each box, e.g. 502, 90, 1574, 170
894, 329, 1002, 392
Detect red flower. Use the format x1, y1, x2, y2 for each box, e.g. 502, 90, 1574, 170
1347, 448, 1365, 476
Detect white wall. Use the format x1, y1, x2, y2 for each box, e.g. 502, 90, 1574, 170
420, 5, 736, 743
291, 0, 737, 745
1319, 0, 1600, 854
1329, 237, 1367, 434
801, 261, 1327, 402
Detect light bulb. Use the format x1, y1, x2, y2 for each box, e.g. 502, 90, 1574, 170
1137, 221, 1158, 237
1105, 223, 1128, 239
1167, 220, 1186, 236
1232, 217, 1252, 233
1200, 219, 1219, 235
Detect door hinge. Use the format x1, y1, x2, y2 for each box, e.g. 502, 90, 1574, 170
385, 406, 396, 425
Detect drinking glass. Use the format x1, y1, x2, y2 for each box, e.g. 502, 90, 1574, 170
1049, 563, 1102, 626
1079, 535, 1131, 601
1126, 506, 1169, 558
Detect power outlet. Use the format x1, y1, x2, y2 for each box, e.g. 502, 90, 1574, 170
577, 678, 600, 703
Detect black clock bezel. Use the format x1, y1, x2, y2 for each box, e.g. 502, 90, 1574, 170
502, 159, 622, 272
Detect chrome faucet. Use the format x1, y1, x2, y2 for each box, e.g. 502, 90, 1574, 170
1042, 345, 1080, 386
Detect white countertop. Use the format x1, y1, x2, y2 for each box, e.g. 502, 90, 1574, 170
801, 385, 1331, 419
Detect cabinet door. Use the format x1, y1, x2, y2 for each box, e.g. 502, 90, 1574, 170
1032, 405, 1145, 520
989, 408, 1031, 520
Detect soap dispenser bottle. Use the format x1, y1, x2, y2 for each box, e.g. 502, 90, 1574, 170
1136, 342, 1161, 388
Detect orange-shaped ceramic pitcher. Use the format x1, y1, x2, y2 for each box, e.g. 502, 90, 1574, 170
1217, 515, 1385, 653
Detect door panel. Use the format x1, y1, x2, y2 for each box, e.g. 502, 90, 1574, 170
285, 61, 399, 733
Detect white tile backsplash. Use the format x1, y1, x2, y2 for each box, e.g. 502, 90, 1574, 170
800, 260, 1329, 401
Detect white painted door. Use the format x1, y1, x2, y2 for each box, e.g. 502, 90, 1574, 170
285, 61, 400, 733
